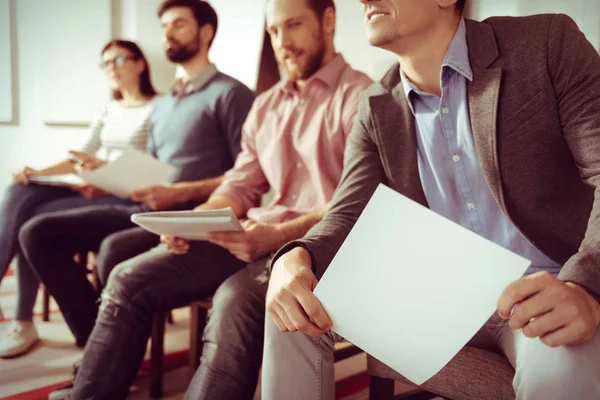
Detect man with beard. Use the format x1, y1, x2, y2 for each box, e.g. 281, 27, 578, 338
178, 0, 372, 399
264, 0, 600, 399
18, 1, 254, 398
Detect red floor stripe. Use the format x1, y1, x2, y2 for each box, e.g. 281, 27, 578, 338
335, 371, 369, 399
139, 349, 189, 375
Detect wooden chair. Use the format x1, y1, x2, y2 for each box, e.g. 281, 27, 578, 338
148, 300, 211, 399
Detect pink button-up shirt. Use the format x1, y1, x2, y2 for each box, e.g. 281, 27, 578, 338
214, 54, 372, 224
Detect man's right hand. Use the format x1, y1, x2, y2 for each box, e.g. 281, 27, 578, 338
266, 246, 332, 337
161, 235, 190, 255
12, 167, 37, 185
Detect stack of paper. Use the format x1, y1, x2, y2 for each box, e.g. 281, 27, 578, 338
29, 174, 85, 188
313, 184, 530, 385
131, 208, 243, 240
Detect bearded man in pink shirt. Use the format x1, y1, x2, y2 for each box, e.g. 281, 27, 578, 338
177, 1, 372, 399
50, 0, 372, 399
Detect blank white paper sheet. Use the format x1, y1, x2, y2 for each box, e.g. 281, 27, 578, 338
79, 150, 175, 198
314, 184, 530, 385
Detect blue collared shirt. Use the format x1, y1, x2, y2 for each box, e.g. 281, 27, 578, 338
400, 19, 559, 275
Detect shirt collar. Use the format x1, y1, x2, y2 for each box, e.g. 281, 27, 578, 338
399, 18, 473, 112
280, 54, 348, 94
171, 64, 219, 97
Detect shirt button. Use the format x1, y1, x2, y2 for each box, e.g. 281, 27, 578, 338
292, 194, 298, 200
452, 155, 460, 162
296, 162, 302, 169
442, 106, 450, 114
467, 202, 475, 210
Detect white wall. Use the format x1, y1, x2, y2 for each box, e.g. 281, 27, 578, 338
0, 0, 266, 190
0, 0, 171, 190
0, 0, 14, 123
1, 0, 598, 190
469, 0, 600, 50
334, 1, 398, 81
209, 0, 267, 90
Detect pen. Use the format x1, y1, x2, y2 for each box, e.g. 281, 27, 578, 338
68, 153, 84, 166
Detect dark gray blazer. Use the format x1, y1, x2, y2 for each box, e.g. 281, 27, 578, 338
277, 14, 600, 300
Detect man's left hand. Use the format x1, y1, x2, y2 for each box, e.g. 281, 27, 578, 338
77, 184, 110, 199
207, 219, 286, 263
498, 271, 600, 347
130, 185, 179, 210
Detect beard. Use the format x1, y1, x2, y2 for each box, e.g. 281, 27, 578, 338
280, 36, 326, 82
366, 29, 400, 48
166, 37, 200, 63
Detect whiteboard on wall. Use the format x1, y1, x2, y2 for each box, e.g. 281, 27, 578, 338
209, 0, 267, 90
0, 0, 13, 123
36, 0, 112, 125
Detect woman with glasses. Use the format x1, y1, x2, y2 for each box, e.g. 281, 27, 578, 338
0, 39, 159, 358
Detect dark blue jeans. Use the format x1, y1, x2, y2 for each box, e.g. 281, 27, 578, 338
69, 241, 247, 399
19, 203, 149, 344
0, 182, 130, 320
185, 259, 270, 400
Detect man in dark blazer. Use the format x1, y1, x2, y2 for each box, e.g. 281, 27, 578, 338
263, 0, 600, 399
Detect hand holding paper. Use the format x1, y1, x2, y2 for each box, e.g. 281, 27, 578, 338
274, 184, 530, 386
161, 235, 190, 255
207, 219, 288, 263
12, 166, 37, 185
68, 150, 106, 171
76, 184, 111, 200
498, 272, 600, 347
79, 150, 175, 198
131, 185, 181, 210
131, 208, 243, 242
267, 246, 331, 336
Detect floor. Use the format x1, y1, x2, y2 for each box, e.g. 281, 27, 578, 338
0, 268, 435, 400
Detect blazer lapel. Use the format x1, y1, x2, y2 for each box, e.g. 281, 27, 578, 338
466, 19, 507, 213
369, 67, 428, 207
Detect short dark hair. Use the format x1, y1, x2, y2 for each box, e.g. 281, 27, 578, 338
456, 0, 466, 13
101, 39, 157, 101
306, 0, 335, 19
158, 0, 218, 46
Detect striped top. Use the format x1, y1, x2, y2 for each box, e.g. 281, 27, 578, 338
81, 98, 158, 161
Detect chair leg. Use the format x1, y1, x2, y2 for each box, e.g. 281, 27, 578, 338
369, 375, 395, 400
188, 303, 208, 380
149, 312, 167, 399
167, 311, 174, 325
90, 265, 100, 294
42, 286, 50, 322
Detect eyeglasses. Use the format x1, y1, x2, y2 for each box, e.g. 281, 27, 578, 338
99, 55, 137, 70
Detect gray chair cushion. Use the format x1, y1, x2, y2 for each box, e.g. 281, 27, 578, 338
367, 346, 515, 400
